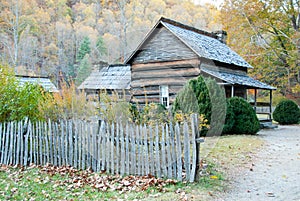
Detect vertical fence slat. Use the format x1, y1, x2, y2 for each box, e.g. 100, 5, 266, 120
141, 125, 145, 175
69, 121, 73, 167
82, 122, 87, 170
86, 125, 93, 168
56, 122, 61, 167
11, 122, 17, 165
100, 122, 106, 171
166, 124, 172, 179
0, 123, 4, 164
78, 121, 82, 170
183, 122, 190, 181
61, 121, 65, 166
92, 123, 97, 172
20, 122, 25, 166
52, 121, 57, 166
3, 123, 10, 165
48, 120, 53, 166
16, 122, 21, 165
190, 115, 197, 183
10, 122, 16, 165
149, 126, 154, 175
155, 124, 161, 178
8, 122, 15, 165
105, 124, 110, 173
170, 123, 177, 179
73, 121, 77, 169
44, 122, 49, 165
161, 125, 167, 178
96, 122, 100, 172
120, 123, 125, 176
115, 123, 120, 174
23, 121, 30, 166
39, 121, 44, 165
29, 122, 33, 165
125, 124, 130, 175
130, 125, 136, 175
65, 121, 69, 166
143, 125, 149, 175
137, 125, 141, 176
110, 123, 115, 174
175, 123, 182, 181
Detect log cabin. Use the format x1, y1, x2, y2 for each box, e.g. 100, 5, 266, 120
125, 17, 276, 121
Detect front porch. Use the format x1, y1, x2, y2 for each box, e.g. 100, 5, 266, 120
201, 68, 276, 122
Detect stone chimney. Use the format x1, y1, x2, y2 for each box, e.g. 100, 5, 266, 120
213, 30, 227, 44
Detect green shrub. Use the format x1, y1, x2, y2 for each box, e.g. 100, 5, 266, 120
222, 99, 235, 134
223, 97, 260, 135
273, 99, 300, 125
172, 75, 226, 136
0, 64, 46, 122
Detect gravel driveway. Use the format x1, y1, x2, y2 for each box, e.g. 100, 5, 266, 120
218, 125, 300, 201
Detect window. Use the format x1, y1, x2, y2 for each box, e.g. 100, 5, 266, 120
160, 85, 169, 108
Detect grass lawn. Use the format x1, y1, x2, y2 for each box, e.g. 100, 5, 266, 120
0, 135, 263, 201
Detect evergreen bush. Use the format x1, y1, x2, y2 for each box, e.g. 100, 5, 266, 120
223, 97, 260, 134
172, 75, 226, 136
273, 99, 300, 125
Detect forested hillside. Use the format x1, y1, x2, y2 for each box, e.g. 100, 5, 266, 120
0, 0, 221, 84
221, 0, 300, 98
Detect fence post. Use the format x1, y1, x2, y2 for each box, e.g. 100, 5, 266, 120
193, 114, 201, 182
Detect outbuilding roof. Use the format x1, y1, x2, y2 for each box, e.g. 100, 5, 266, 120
201, 68, 276, 90
16, 75, 58, 92
125, 17, 252, 68
78, 64, 131, 90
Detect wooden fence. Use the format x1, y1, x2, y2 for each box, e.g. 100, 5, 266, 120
0, 114, 202, 182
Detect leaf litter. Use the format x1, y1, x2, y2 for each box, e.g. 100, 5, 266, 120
0, 164, 178, 195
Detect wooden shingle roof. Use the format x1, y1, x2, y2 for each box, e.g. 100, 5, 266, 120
201, 68, 276, 90
16, 75, 58, 92
78, 64, 131, 90
125, 17, 252, 68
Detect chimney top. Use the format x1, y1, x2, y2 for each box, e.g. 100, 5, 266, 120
213, 30, 227, 44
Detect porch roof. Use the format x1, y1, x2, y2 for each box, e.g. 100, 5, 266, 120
201, 68, 276, 90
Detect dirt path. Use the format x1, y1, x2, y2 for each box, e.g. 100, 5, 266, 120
218, 125, 300, 201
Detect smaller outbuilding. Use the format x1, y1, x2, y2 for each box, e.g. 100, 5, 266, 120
78, 64, 131, 101
16, 75, 58, 92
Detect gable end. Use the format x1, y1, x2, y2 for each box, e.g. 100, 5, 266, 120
131, 26, 198, 64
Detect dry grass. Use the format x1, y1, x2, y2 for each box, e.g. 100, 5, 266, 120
202, 135, 264, 179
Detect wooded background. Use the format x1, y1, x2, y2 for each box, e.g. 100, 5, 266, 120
0, 0, 299, 98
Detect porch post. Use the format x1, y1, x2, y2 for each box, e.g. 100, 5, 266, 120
269, 90, 273, 120
254, 89, 257, 111
231, 85, 234, 97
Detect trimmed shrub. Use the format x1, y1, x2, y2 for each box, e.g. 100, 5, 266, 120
222, 99, 235, 134
273, 99, 300, 125
172, 75, 226, 136
223, 97, 260, 135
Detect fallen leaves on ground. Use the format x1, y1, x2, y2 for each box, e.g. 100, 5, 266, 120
0, 164, 178, 194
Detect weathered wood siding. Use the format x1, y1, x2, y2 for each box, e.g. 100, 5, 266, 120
131, 26, 200, 105
200, 61, 247, 75
132, 27, 198, 64
131, 59, 200, 105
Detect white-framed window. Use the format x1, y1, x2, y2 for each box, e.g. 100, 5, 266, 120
160, 85, 169, 108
